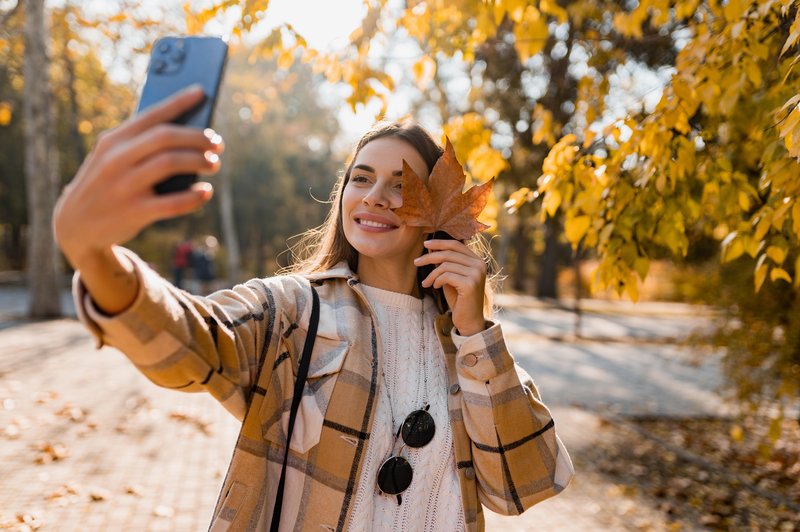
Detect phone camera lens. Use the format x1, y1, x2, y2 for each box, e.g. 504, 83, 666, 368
158, 41, 171, 54
153, 59, 167, 73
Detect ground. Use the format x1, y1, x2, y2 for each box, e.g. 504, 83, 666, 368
0, 289, 797, 531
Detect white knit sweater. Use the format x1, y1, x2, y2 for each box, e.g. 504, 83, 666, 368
347, 284, 465, 532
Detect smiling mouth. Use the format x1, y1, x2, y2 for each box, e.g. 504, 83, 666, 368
356, 218, 398, 229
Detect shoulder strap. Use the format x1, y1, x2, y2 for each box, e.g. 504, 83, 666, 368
270, 285, 319, 532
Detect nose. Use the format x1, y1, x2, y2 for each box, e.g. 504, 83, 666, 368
362, 183, 390, 208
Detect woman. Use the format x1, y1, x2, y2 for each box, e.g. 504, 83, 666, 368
54, 86, 573, 531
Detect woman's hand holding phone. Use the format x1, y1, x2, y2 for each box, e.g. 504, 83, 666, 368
54, 85, 223, 267
53, 86, 224, 313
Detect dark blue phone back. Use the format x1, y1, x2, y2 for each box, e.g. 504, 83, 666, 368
137, 36, 228, 130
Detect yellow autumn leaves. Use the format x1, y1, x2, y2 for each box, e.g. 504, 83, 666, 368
181, 0, 800, 300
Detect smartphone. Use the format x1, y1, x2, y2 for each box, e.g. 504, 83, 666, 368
136, 35, 229, 194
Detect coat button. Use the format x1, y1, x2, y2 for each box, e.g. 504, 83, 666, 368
464, 467, 475, 480
449, 383, 461, 395
463, 353, 478, 367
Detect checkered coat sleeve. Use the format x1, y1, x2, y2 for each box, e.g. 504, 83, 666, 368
73, 247, 308, 421
445, 320, 574, 515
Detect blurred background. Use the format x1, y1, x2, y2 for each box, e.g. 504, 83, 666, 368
1, 0, 799, 530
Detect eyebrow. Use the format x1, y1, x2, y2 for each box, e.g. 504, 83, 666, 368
353, 164, 403, 177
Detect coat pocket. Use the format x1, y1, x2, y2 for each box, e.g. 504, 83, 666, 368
209, 481, 249, 532
260, 325, 349, 454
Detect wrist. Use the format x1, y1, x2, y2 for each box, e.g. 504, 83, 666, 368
455, 319, 487, 337
62, 243, 115, 272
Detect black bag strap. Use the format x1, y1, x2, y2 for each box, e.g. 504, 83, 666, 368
270, 285, 319, 532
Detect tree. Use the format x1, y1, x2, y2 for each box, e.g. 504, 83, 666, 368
23, 0, 61, 318
210, 49, 340, 278
187, 0, 800, 414
0, 1, 160, 288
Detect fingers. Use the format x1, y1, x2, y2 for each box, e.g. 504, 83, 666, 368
415, 239, 483, 268
416, 239, 486, 290
89, 86, 207, 158
142, 182, 214, 222
421, 262, 477, 289
108, 125, 223, 171
123, 85, 207, 138
126, 149, 222, 190
422, 238, 479, 258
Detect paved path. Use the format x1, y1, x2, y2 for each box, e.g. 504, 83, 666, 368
0, 288, 723, 531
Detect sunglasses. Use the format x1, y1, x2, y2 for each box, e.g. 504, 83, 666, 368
376, 405, 436, 504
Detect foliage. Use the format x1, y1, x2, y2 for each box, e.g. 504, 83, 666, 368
183, 0, 800, 416
537, 0, 800, 301
702, 260, 800, 412
190, 0, 799, 298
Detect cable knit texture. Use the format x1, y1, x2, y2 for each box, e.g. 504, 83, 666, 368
347, 284, 465, 532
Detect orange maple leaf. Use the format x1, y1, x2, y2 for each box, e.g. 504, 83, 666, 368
395, 138, 495, 240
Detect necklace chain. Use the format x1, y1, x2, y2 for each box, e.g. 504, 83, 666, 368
380, 296, 429, 431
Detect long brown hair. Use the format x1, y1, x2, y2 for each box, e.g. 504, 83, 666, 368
284, 120, 496, 316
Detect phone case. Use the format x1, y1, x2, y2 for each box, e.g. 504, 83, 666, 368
137, 35, 229, 194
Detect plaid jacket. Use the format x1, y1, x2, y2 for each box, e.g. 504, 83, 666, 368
74, 250, 573, 531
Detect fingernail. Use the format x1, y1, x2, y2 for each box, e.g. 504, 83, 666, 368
414, 257, 421, 264
182, 84, 204, 95
205, 152, 219, 164
194, 182, 213, 198
203, 128, 221, 144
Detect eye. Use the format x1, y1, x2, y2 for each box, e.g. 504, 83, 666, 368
351, 174, 371, 183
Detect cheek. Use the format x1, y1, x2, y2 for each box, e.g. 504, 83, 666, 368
340, 186, 358, 213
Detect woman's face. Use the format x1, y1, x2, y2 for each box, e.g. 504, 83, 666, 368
341, 137, 430, 269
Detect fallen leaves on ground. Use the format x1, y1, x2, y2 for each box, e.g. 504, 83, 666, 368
45, 484, 81, 507
0, 511, 44, 531
89, 488, 111, 502
32, 442, 68, 464
124, 485, 143, 496
34, 391, 59, 404
583, 415, 800, 531
53, 403, 85, 423
169, 408, 213, 436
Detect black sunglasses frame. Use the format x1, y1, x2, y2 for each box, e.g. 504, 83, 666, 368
377, 406, 436, 504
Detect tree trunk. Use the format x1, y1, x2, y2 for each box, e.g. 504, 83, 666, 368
537, 216, 559, 299
218, 164, 241, 285
64, 40, 86, 164
23, 0, 62, 318
512, 219, 530, 293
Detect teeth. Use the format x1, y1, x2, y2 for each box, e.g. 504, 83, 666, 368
359, 219, 393, 229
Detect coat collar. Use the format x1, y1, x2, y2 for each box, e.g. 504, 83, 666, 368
303, 261, 358, 284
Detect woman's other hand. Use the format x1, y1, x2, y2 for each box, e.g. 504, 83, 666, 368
415, 239, 487, 336
54, 85, 224, 270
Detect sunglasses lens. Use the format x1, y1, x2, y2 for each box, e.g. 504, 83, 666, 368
377, 456, 413, 495
401, 409, 435, 448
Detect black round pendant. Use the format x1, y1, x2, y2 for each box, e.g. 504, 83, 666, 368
401, 409, 436, 448
377, 456, 413, 494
